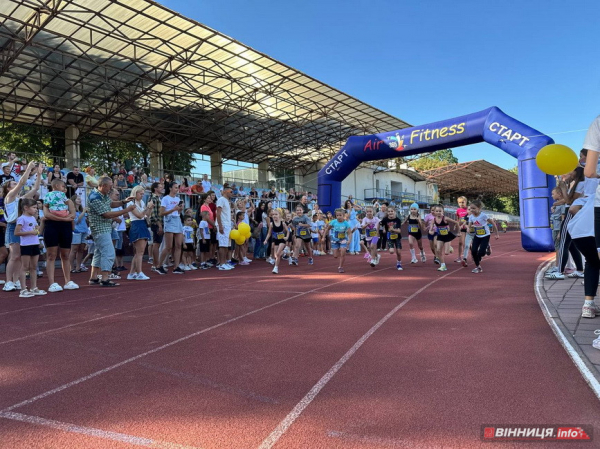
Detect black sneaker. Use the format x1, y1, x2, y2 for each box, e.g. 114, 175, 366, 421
173, 267, 185, 274
486, 245, 492, 256
434, 257, 440, 265
156, 266, 168, 275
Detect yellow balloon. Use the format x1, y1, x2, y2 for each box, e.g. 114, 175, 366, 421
235, 236, 246, 245
238, 222, 250, 236
229, 229, 240, 240
535, 144, 579, 176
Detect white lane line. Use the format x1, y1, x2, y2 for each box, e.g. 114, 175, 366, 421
534, 260, 600, 400
0, 289, 222, 346
258, 247, 522, 449
0, 411, 201, 449
1, 267, 392, 414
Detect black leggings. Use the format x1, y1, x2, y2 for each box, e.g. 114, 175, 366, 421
573, 237, 600, 298
558, 212, 584, 272
471, 235, 490, 267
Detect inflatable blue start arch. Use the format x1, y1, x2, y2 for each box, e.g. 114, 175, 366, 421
317, 106, 555, 252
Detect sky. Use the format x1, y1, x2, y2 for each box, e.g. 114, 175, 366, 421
161, 0, 600, 172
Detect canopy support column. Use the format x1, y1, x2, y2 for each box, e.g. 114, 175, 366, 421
64, 125, 80, 169
211, 152, 222, 185
149, 141, 163, 180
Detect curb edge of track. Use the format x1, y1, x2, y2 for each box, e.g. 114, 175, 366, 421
533, 259, 600, 400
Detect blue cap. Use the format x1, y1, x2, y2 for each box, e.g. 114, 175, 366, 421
410, 203, 419, 209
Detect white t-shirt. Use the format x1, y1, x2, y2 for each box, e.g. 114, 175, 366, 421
161, 195, 181, 217
468, 213, 490, 238
111, 207, 126, 231
197, 221, 209, 241
201, 180, 212, 193
216, 196, 231, 229
182, 225, 194, 244
127, 200, 146, 221
583, 115, 600, 207
568, 195, 594, 239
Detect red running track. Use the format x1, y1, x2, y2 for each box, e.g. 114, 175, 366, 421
0, 232, 599, 448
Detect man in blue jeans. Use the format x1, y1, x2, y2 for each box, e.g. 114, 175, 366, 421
88, 177, 135, 286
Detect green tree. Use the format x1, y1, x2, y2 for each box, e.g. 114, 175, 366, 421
405, 149, 458, 172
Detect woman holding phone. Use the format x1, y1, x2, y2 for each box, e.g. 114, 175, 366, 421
156, 182, 185, 275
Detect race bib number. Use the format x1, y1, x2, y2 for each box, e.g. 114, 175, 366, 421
388, 233, 398, 240
409, 225, 419, 233
337, 232, 346, 239
273, 232, 285, 239
368, 229, 378, 237
299, 229, 308, 237
475, 226, 486, 236
438, 227, 449, 236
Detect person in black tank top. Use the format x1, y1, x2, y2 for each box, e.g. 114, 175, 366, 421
403, 203, 426, 263
264, 209, 289, 274
428, 205, 459, 272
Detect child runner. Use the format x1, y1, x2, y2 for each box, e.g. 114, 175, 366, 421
423, 206, 438, 264
264, 209, 289, 274
284, 211, 294, 260
403, 203, 426, 264
291, 205, 313, 266
468, 200, 499, 273
381, 206, 404, 270
455, 196, 469, 265
428, 204, 459, 272
326, 208, 352, 273
357, 212, 369, 256
182, 215, 197, 270
546, 187, 566, 277
15, 198, 46, 297
361, 206, 381, 267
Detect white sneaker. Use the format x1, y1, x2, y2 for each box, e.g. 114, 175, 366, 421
178, 264, 187, 271
183, 265, 192, 271
3, 281, 16, 292
136, 272, 150, 280
48, 283, 63, 293
189, 264, 198, 270
272, 266, 279, 274
15, 280, 21, 290
63, 281, 79, 290
218, 264, 233, 270
411, 258, 418, 264
30, 287, 47, 296
421, 253, 426, 263
267, 257, 275, 265
243, 257, 252, 263
0, 280, 4, 285
127, 273, 139, 280
568, 271, 584, 278
19, 289, 34, 298
375, 254, 381, 265
593, 330, 600, 350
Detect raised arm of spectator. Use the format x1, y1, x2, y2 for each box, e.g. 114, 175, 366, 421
23, 164, 44, 199
5, 161, 35, 203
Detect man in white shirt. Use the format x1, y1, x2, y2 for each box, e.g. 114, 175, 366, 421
201, 174, 212, 194
216, 185, 233, 270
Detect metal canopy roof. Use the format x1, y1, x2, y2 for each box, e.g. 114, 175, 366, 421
421, 160, 518, 196
0, 0, 411, 170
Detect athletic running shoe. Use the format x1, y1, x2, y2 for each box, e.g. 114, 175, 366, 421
173, 267, 185, 274
148, 258, 153, 264
434, 257, 440, 265
30, 287, 47, 296
338, 267, 345, 273
15, 280, 21, 290
568, 271, 584, 278
308, 257, 314, 265
136, 272, 150, 280
282, 254, 289, 260
189, 264, 198, 270
288, 257, 293, 266
272, 266, 279, 274
64, 281, 79, 290
291, 258, 298, 266
449, 246, 454, 254
411, 258, 418, 264
546, 272, 565, 280
363, 253, 370, 260
267, 257, 275, 265
243, 257, 253, 263
437, 265, 448, 272
582, 305, 596, 319
461, 258, 468, 268
156, 266, 168, 275
486, 245, 492, 256
454, 258, 462, 263
3, 281, 16, 292
397, 262, 403, 271
593, 330, 600, 350
182, 265, 192, 271
239, 261, 250, 266
201, 263, 209, 269
19, 289, 35, 298
0, 280, 5, 285
546, 266, 559, 274
48, 283, 63, 293
593, 303, 600, 314
79, 265, 89, 272
218, 264, 233, 271
471, 267, 483, 274
421, 253, 426, 263
127, 273, 139, 280
375, 254, 381, 265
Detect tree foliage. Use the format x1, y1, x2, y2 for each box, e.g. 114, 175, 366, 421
405, 149, 459, 172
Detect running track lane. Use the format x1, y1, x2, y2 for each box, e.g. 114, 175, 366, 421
0, 233, 598, 448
